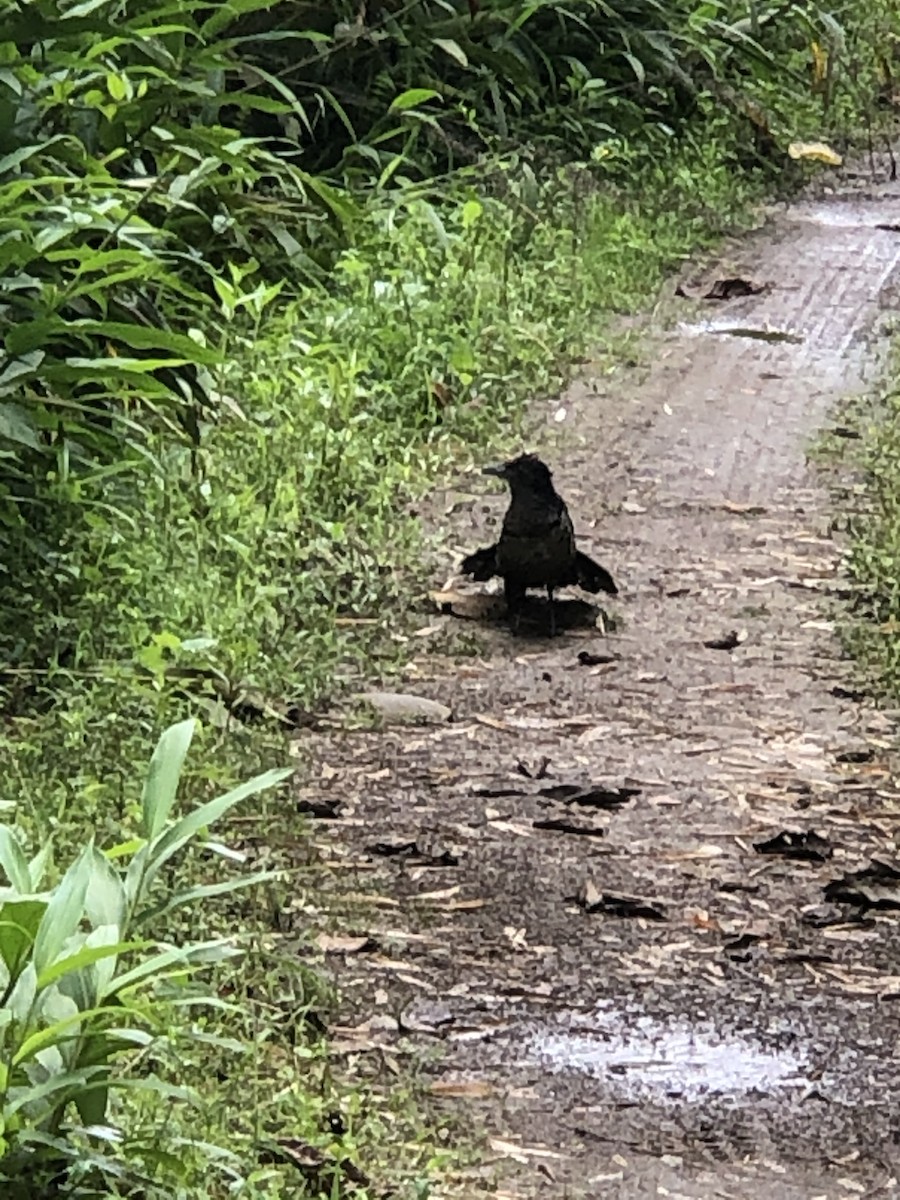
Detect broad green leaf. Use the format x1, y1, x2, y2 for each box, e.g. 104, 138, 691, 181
0, 137, 69, 175
13, 1003, 123, 1066
0, 403, 40, 451
201, 0, 278, 37
137, 870, 275, 925
37, 938, 145, 990
104, 837, 145, 862
622, 51, 646, 85
123, 842, 149, 913
462, 199, 483, 229
28, 842, 53, 891
299, 172, 360, 230
84, 847, 126, 932
32, 846, 93, 976
63, 0, 115, 17
5, 1068, 98, 1117
140, 719, 195, 840
107, 938, 239, 996
6, 960, 36, 1023
0, 827, 32, 892
145, 767, 291, 877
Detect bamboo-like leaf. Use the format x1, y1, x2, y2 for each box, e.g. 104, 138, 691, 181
5, 1067, 100, 1117
32, 846, 93, 977
84, 846, 126, 933
107, 938, 240, 996
433, 38, 468, 68
0, 403, 41, 451
390, 89, 442, 113
37, 939, 146, 991
136, 870, 275, 925
145, 767, 291, 877
13, 1003, 125, 1067
140, 719, 195, 840
0, 827, 32, 892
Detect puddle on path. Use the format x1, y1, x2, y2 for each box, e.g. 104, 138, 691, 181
507, 1007, 809, 1105
676, 319, 804, 344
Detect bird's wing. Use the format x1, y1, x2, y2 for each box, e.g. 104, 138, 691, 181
461, 544, 498, 581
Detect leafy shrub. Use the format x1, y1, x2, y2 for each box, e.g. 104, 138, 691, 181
0, 718, 287, 1191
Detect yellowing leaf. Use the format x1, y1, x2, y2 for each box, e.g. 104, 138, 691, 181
788, 141, 842, 166
810, 41, 829, 86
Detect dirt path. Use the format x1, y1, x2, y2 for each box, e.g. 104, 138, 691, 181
300, 173, 900, 1197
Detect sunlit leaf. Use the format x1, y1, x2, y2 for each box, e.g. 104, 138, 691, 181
390, 89, 441, 113
432, 37, 468, 68
140, 719, 195, 840
32, 847, 93, 976
787, 141, 842, 165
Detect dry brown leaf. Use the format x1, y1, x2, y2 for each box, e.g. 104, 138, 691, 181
314, 933, 376, 955
691, 910, 722, 932
429, 1079, 494, 1098
341, 892, 400, 909
488, 819, 535, 838
660, 844, 726, 861
489, 1138, 564, 1162
504, 925, 529, 950
474, 714, 514, 733
367, 956, 425, 973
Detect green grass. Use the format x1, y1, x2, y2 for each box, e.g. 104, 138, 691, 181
840, 346, 900, 698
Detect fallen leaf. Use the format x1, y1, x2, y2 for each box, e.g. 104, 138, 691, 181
824, 860, 900, 911
367, 838, 460, 867
754, 829, 833, 863
430, 1080, 494, 1098
576, 649, 620, 666
314, 933, 378, 955
576, 880, 667, 920
489, 1138, 564, 1162
504, 925, 529, 950
540, 782, 639, 810
703, 277, 766, 300
788, 140, 842, 165
703, 629, 748, 651
533, 816, 606, 837
431, 589, 505, 621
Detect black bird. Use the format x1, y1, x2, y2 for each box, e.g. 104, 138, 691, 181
461, 453, 617, 634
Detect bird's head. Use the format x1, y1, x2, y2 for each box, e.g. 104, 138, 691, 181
483, 452, 554, 494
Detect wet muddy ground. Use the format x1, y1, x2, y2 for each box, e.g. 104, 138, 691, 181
297, 170, 900, 1196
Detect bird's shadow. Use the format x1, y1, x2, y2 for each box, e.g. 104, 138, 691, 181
440, 590, 603, 637
510, 596, 602, 638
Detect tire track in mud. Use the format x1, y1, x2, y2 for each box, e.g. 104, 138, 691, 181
298, 175, 900, 1198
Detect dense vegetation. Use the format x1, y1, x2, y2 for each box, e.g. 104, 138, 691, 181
846, 343, 900, 698
0, 0, 897, 1194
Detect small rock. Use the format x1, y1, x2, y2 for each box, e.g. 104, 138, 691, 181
356, 691, 452, 724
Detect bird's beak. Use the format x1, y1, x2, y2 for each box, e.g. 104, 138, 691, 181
482, 463, 506, 478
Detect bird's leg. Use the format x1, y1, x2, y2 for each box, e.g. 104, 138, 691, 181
504, 579, 526, 635
547, 585, 557, 637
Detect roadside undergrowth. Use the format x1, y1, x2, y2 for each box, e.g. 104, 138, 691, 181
841, 340, 900, 699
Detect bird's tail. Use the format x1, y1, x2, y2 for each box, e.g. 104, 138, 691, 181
575, 550, 618, 596
461, 544, 498, 581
